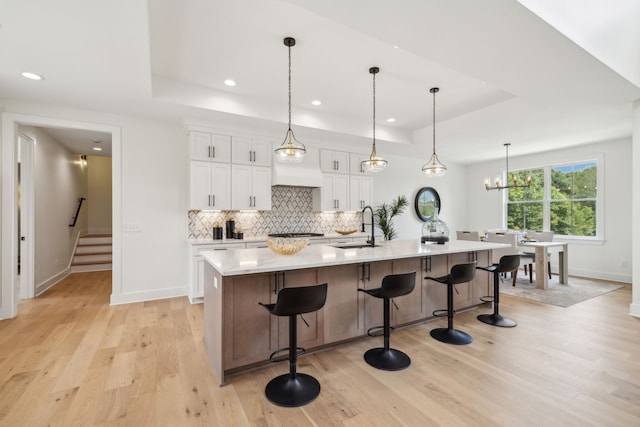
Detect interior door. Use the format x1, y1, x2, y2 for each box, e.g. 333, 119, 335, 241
18, 134, 34, 299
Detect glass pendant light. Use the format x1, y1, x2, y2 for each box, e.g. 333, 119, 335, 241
422, 87, 447, 177
361, 67, 388, 173
274, 37, 306, 163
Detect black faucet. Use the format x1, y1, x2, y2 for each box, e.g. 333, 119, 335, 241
361, 205, 375, 247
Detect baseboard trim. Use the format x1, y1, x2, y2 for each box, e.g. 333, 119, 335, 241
36, 268, 71, 296
630, 303, 640, 318
110, 287, 187, 306
567, 268, 631, 284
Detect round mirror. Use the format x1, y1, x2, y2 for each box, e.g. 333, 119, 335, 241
414, 187, 441, 222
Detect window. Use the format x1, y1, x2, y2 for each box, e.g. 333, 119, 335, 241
506, 160, 599, 238
507, 168, 544, 232
550, 162, 597, 236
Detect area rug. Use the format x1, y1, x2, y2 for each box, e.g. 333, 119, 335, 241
498, 273, 624, 308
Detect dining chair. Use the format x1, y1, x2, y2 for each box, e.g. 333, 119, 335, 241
456, 230, 481, 241
485, 232, 534, 285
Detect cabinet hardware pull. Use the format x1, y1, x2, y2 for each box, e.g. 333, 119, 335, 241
212, 195, 215, 206
208, 146, 211, 158
273, 273, 278, 294
424, 256, 432, 272
212, 146, 215, 158
208, 195, 211, 206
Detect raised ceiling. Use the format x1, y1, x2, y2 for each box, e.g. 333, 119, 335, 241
1, 0, 639, 163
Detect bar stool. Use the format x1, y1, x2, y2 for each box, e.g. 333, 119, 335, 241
259, 283, 328, 407
358, 271, 416, 371
476, 254, 520, 327
425, 262, 476, 345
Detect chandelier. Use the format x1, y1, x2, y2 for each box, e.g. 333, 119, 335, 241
421, 87, 447, 177
484, 143, 531, 191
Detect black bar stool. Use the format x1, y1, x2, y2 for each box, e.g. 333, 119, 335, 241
358, 271, 416, 371
477, 254, 520, 327
259, 283, 328, 407
425, 262, 476, 345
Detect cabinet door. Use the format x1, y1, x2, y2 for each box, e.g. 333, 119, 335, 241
251, 138, 272, 166
423, 255, 449, 317
190, 161, 213, 210
251, 166, 272, 210
362, 261, 393, 333
224, 273, 278, 369
320, 149, 349, 174
448, 252, 475, 310
349, 153, 369, 174
333, 174, 349, 210
190, 131, 213, 161
472, 250, 491, 303
211, 134, 232, 163
231, 164, 252, 210
349, 175, 373, 210
231, 136, 254, 165
391, 258, 425, 325
318, 264, 364, 342
210, 163, 231, 210
277, 269, 324, 350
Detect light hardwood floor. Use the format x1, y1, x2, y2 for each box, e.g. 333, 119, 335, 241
1, 271, 639, 426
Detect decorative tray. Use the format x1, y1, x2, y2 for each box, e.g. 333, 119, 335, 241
335, 229, 357, 235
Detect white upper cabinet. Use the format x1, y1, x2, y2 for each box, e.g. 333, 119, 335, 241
190, 131, 232, 163
349, 175, 373, 210
231, 164, 272, 210
312, 173, 349, 211
231, 137, 272, 166
190, 161, 232, 210
349, 153, 370, 174
320, 149, 350, 174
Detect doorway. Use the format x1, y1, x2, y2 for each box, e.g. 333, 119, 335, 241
1, 113, 122, 319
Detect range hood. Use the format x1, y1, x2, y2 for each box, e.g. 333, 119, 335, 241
271, 146, 324, 187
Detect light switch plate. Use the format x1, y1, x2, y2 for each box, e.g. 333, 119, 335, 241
122, 223, 143, 232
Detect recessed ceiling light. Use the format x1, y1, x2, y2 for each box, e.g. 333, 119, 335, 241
311, 100, 322, 106
393, 45, 400, 49
224, 79, 236, 87
21, 72, 43, 80
387, 118, 396, 123
92, 147, 102, 151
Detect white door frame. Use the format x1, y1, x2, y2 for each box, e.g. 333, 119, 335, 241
1, 112, 122, 319
18, 133, 35, 300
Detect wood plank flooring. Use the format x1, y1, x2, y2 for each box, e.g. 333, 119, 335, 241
1, 271, 639, 426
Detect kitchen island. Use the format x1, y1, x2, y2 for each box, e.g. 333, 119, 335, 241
202, 239, 507, 385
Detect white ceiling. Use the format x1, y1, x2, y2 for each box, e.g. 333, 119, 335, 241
1, 0, 639, 164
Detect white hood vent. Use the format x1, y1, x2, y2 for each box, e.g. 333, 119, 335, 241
271, 147, 324, 187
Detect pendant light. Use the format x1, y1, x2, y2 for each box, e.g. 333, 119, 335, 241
360, 67, 388, 173
274, 37, 306, 163
421, 87, 447, 177
484, 143, 532, 190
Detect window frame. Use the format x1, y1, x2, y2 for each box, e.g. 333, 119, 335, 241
504, 154, 604, 243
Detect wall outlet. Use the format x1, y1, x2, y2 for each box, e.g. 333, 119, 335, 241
122, 223, 143, 232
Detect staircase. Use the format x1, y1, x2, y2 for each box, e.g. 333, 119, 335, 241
71, 234, 112, 272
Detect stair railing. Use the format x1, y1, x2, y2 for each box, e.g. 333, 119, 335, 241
69, 197, 86, 227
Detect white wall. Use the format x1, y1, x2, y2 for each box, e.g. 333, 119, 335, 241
87, 156, 112, 234
465, 138, 632, 283
19, 125, 88, 289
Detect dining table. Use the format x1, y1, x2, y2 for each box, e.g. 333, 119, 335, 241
518, 241, 568, 290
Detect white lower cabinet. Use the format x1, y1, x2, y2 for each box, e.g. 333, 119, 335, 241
189, 243, 245, 303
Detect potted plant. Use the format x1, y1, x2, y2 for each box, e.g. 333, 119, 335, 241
375, 195, 409, 240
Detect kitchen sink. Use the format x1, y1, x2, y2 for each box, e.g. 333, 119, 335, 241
331, 244, 380, 249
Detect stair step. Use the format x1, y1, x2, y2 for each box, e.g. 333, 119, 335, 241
75, 245, 111, 254
73, 254, 112, 264
71, 263, 112, 272
71, 260, 112, 266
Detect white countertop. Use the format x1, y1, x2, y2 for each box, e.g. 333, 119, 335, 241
201, 239, 508, 276
188, 232, 371, 246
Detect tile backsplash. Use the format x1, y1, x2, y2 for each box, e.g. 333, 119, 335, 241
188, 186, 363, 239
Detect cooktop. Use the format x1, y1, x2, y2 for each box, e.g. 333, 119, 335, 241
267, 233, 324, 238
